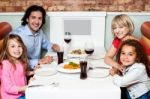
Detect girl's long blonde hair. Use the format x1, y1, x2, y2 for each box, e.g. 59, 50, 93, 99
0, 34, 29, 73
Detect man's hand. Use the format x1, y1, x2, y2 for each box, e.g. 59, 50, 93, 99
38, 56, 53, 65
52, 44, 60, 52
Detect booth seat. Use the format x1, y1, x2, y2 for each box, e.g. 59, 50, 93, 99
0, 22, 12, 99
140, 21, 150, 60
0, 22, 12, 52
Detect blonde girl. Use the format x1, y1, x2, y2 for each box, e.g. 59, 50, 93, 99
104, 14, 137, 71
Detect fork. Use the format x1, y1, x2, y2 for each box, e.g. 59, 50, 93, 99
89, 66, 110, 70
28, 82, 59, 88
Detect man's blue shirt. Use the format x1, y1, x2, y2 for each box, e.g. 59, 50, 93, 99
11, 25, 53, 69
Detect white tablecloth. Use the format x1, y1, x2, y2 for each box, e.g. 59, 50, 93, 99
25, 59, 120, 99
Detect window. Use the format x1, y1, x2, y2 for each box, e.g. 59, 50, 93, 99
64, 20, 91, 35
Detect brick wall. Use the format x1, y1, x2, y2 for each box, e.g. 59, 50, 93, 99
0, 0, 150, 12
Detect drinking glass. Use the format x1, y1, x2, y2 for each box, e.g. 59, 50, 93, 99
84, 41, 94, 57
64, 32, 71, 60
80, 57, 88, 79
57, 46, 64, 64
84, 41, 94, 70
64, 32, 71, 44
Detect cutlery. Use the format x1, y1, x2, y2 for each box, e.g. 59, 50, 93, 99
88, 67, 110, 78
28, 82, 59, 88
89, 66, 110, 70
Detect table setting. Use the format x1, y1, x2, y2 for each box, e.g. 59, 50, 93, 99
25, 36, 120, 99
25, 49, 120, 99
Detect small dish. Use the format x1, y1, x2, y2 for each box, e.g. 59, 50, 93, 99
88, 67, 109, 78
40, 64, 51, 68
35, 68, 57, 76
40, 62, 57, 68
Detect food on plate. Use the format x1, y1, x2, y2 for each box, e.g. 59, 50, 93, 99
70, 49, 85, 55
64, 62, 80, 69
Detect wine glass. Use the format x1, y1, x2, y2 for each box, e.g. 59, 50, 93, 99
64, 32, 71, 44
84, 41, 94, 69
84, 41, 94, 57
64, 32, 71, 60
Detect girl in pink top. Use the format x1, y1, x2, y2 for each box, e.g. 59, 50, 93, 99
0, 34, 29, 99
104, 14, 137, 71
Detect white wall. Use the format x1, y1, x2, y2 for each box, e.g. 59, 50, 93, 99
1, 12, 150, 52
47, 12, 106, 51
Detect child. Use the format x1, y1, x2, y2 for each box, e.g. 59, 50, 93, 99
104, 14, 137, 71
110, 39, 150, 99
0, 34, 29, 99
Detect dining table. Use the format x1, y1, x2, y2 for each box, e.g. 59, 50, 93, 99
25, 51, 121, 99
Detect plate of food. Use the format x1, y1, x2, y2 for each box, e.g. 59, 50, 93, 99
57, 61, 80, 73
68, 49, 87, 58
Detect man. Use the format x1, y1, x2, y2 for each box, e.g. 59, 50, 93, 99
11, 5, 59, 69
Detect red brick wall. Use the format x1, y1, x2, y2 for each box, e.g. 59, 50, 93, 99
0, 0, 150, 12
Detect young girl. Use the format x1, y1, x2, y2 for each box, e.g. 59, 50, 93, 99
0, 34, 29, 99
110, 39, 150, 99
104, 14, 137, 71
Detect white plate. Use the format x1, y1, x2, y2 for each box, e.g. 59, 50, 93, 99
40, 64, 52, 68
35, 68, 57, 76
40, 62, 57, 68
88, 67, 109, 78
68, 49, 87, 58
68, 53, 87, 58
88, 54, 105, 60
57, 61, 80, 73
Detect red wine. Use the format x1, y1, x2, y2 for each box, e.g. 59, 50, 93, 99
64, 39, 71, 43
85, 49, 94, 55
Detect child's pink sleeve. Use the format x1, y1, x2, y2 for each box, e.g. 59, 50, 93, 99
0, 65, 1, 81
1, 60, 19, 94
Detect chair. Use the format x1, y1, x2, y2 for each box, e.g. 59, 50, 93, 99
0, 22, 12, 99
140, 21, 150, 60
0, 22, 12, 52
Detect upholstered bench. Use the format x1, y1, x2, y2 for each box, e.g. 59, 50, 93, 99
0, 22, 12, 99
0, 22, 12, 52
140, 21, 150, 60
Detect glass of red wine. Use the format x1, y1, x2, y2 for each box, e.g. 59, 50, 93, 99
64, 32, 71, 60
84, 41, 94, 69
64, 32, 71, 44
84, 41, 94, 57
